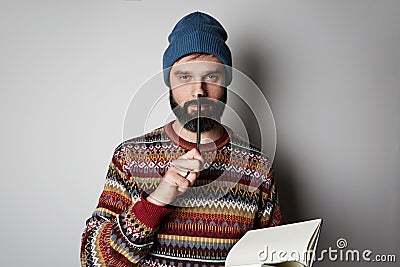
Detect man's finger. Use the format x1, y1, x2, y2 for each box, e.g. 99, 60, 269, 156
164, 171, 191, 188
177, 171, 198, 193
171, 159, 202, 172
180, 148, 203, 161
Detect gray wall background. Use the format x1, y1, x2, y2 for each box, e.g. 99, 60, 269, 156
0, 0, 398, 266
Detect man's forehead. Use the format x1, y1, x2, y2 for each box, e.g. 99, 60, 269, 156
175, 53, 221, 63
171, 60, 225, 75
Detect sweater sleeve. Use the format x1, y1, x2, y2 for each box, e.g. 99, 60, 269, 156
80, 145, 173, 267
254, 167, 284, 229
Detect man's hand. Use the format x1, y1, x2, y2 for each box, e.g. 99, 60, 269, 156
146, 148, 203, 206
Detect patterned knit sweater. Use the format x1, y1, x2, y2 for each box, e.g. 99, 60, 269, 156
81, 121, 282, 267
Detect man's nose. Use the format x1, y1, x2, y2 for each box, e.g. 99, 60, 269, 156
191, 81, 207, 97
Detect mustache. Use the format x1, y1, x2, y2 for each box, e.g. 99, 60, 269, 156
183, 98, 220, 110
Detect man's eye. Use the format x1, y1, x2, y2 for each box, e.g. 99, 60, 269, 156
179, 75, 189, 80
205, 75, 218, 81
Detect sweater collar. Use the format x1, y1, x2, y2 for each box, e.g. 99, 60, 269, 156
163, 120, 231, 151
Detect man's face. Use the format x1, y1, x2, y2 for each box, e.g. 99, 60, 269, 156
169, 54, 227, 132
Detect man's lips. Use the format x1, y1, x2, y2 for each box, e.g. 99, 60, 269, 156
188, 104, 211, 112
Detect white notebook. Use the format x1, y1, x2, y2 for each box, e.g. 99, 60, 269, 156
225, 219, 322, 267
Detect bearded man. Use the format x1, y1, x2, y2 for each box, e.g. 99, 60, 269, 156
81, 11, 282, 267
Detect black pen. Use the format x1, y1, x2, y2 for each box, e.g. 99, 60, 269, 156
196, 94, 201, 152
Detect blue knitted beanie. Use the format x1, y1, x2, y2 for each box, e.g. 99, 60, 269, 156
163, 11, 232, 86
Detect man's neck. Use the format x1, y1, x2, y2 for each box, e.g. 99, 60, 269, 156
172, 120, 225, 144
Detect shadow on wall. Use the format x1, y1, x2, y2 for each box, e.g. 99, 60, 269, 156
236, 44, 301, 224
273, 153, 302, 223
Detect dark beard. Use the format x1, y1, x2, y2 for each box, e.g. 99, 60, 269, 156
170, 89, 227, 133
